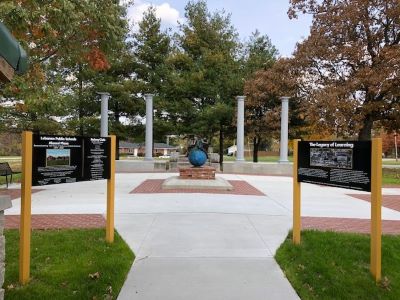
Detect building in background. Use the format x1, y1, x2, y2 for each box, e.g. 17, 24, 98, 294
119, 141, 179, 157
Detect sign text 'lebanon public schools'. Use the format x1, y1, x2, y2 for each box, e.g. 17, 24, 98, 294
32, 134, 111, 186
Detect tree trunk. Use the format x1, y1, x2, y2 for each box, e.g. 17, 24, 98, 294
358, 115, 373, 141
116, 135, 120, 160
253, 136, 261, 163
219, 125, 224, 172
114, 103, 120, 160
78, 64, 84, 136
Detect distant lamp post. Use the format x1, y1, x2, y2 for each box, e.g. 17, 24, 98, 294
144, 94, 154, 161
395, 133, 398, 162
279, 96, 290, 163
97, 92, 111, 137
235, 96, 246, 162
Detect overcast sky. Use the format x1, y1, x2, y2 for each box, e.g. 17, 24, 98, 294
127, 0, 313, 57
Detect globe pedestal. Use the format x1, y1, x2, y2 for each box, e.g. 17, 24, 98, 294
162, 146, 232, 191
179, 166, 216, 180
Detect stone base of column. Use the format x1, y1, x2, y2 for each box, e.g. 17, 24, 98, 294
140, 160, 155, 171
278, 159, 290, 164
235, 159, 246, 163
144, 157, 154, 162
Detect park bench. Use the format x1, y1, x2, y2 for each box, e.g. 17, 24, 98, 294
0, 162, 20, 188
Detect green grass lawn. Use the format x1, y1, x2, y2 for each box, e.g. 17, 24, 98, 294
276, 231, 400, 300
4, 229, 134, 300
223, 155, 293, 162
383, 168, 400, 186
0, 156, 21, 162
0, 173, 21, 186
0, 158, 21, 186
382, 159, 400, 166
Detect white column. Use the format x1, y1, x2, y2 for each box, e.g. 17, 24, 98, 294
144, 94, 154, 161
236, 96, 245, 162
98, 92, 110, 137
279, 96, 290, 163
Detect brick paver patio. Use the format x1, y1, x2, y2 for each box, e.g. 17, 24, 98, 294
130, 179, 265, 196
5, 214, 105, 229
347, 194, 400, 212
7, 214, 399, 233
4, 183, 400, 234
0, 188, 44, 200
302, 216, 400, 235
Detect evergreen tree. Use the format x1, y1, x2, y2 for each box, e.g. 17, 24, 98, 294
132, 6, 173, 143
169, 0, 242, 169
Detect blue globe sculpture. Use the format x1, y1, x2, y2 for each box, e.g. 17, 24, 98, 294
188, 149, 207, 167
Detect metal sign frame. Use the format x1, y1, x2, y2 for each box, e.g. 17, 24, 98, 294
293, 138, 382, 282
19, 131, 116, 284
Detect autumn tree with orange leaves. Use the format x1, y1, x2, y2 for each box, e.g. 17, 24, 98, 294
244, 58, 307, 161
0, 0, 130, 134
288, 0, 400, 140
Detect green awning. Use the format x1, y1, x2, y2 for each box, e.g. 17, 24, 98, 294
0, 22, 28, 75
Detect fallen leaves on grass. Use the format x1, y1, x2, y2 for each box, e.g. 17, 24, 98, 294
89, 272, 100, 279
106, 285, 113, 294
103, 285, 113, 299
380, 276, 391, 291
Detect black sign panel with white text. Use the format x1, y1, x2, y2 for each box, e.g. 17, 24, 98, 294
83, 137, 111, 181
298, 141, 371, 191
32, 134, 110, 186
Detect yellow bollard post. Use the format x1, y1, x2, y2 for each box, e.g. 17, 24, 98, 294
19, 131, 33, 284
293, 139, 301, 245
106, 135, 116, 243
370, 138, 382, 282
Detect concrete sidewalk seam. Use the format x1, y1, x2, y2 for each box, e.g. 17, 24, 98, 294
135, 214, 157, 257
246, 215, 274, 256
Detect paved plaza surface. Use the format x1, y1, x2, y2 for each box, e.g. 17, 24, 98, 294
4, 173, 400, 299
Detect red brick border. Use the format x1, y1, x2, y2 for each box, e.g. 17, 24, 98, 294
347, 194, 400, 212
130, 179, 265, 196
5, 214, 400, 234
5, 214, 105, 230
302, 216, 400, 235
0, 188, 44, 200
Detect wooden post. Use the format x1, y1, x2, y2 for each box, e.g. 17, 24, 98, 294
106, 135, 116, 243
293, 139, 301, 244
370, 138, 382, 282
19, 131, 32, 284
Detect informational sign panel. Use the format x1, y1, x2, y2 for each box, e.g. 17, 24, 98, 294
83, 137, 111, 181
32, 134, 110, 186
298, 141, 371, 191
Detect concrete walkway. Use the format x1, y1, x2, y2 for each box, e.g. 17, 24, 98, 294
5, 173, 400, 299
114, 173, 299, 299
